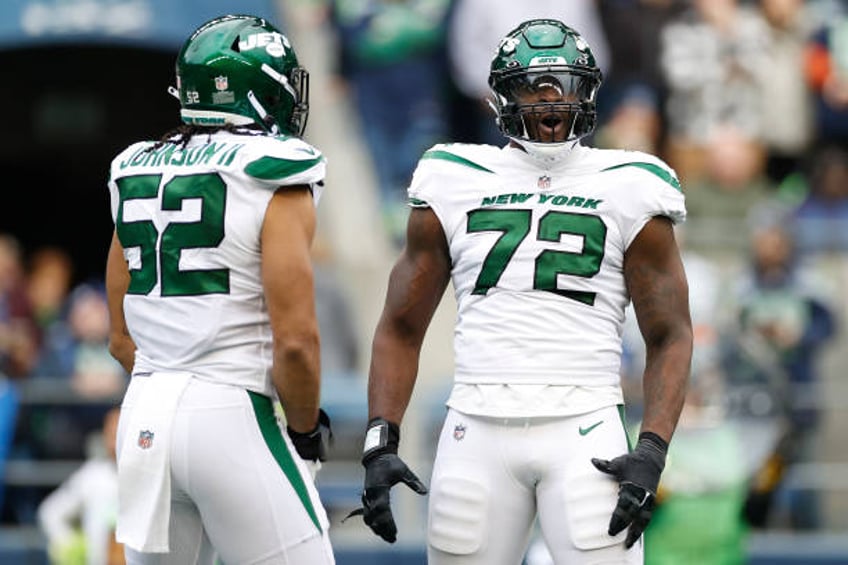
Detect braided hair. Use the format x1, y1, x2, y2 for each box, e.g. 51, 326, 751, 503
145, 123, 263, 153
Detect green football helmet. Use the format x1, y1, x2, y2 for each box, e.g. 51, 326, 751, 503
174, 15, 309, 135
489, 19, 602, 146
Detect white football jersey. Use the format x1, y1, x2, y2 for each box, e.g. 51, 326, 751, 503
409, 142, 686, 387
107, 130, 326, 397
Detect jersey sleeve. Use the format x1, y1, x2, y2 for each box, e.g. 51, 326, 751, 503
602, 154, 687, 249
407, 151, 438, 208
408, 144, 497, 240
242, 137, 327, 205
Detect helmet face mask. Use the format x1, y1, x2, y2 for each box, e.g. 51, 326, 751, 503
175, 15, 309, 136
489, 19, 602, 147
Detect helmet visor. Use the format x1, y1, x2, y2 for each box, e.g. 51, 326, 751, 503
497, 69, 599, 103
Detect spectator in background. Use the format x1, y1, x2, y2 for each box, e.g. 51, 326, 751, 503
38, 406, 123, 565
325, 0, 452, 244
33, 284, 127, 400
660, 0, 770, 184
445, 0, 610, 145
683, 126, 779, 246
759, 0, 817, 184
594, 85, 663, 153
0, 234, 39, 379
0, 374, 18, 516
26, 247, 74, 343
25, 283, 126, 461
596, 0, 688, 134
312, 236, 360, 377
804, 1, 848, 146
722, 222, 836, 530
792, 144, 848, 254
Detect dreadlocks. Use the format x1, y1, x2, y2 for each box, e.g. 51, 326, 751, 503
145, 123, 263, 154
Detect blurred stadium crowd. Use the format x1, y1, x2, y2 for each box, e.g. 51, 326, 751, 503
2, 0, 848, 563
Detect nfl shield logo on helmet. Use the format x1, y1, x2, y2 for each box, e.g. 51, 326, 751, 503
453, 424, 466, 441
538, 175, 551, 189
138, 430, 154, 450
214, 75, 229, 91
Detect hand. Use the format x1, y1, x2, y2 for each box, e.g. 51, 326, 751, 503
592, 432, 668, 548
355, 418, 428, 543
287, 409, 331, 478
362, 452, 428, 542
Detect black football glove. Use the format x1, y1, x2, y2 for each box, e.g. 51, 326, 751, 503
287, 409, 331, 476
592, 432, 668, 548
347, 417, 428, 543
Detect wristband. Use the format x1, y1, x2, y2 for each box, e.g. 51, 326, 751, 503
287, 409, 331, 462
362, 417, 400, 464
637, 431, 669, 455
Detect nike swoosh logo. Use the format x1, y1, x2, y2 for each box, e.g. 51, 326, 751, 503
579, 420, 603, 436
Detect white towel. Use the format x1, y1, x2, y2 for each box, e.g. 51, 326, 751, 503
115, 372, 191, 553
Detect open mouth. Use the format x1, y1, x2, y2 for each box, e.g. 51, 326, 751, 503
541, 115, 562, 129
538, 114, 564, 140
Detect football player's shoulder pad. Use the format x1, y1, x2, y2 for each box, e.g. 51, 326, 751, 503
242, 134, 325, 187
418, 142, 500, 175
592, 148, 681, 194
249, 134, 324, 162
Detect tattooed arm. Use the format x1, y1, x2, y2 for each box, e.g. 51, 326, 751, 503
624, 216, 693, 443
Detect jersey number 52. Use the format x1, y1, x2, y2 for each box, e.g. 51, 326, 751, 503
115, 173, 229, 297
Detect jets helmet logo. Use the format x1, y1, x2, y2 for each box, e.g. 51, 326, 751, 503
238, 32, 289, 57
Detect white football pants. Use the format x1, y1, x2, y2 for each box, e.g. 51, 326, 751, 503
117, 376, 335, 565
427, 406, 643, 565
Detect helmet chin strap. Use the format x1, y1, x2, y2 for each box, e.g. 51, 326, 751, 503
247, 90, 279, 134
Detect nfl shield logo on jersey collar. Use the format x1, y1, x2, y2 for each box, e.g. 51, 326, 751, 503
538, 175, 551, 189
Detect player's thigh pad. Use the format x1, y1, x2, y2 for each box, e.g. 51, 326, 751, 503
427, 410, 535, 562
536, 407, 634, 560
428, 471, 490, 555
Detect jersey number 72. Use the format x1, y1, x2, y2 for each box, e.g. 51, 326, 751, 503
467, 208, 606, 305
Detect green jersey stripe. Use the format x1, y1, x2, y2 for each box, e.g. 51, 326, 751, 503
422, 149, 495, 173
617, 404, 633, 452
601, 162, 681, 192
245, 155, 323, 181
248, 391, 322, 532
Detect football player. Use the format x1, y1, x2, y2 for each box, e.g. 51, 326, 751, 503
356, 19, 693, 564
105, 15, 334, 565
